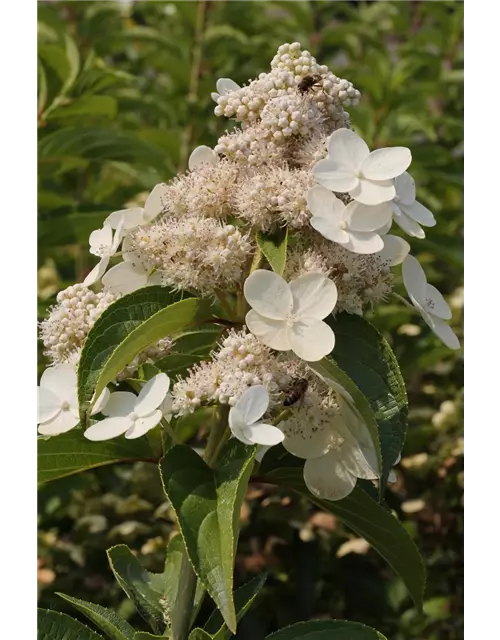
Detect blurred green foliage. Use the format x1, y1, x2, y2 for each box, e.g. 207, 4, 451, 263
37, 2, 463, 639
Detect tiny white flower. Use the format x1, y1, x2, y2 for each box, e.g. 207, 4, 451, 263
38, 364, 109, 436
83, 220, 124, 287
360, 172, 437, 239
228, 385, 284, 446
402, 255, 460, 350
106, 183, 169, 230
84, 373, 171, 441
102, 237, 162, 295
307, 184, 392, 254
188, 145, 218, 171
313, 128, 411, 206
211, 77, 240, 102
391, 172, 436, 238
244, 270, 337, 362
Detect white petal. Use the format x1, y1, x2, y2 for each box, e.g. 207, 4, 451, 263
349, 178, 395, 205
90, 387, 110, 416
40, 364, 78, 404
290, 273, 337, 319
427, 316, 460, 350
393, 211, 425, 238
38, 409, 79, 436
306, 185, 345, 218
188, 145, 217, 171
125, 410, 163, 439
245, 311, 290, 351
143, 183, 168, 223
303, 450, 357, 501
400, 200, 436, 227
243, 422, 284, 446
281, 420, 336, 459
376, 218, 393, 235
84, 416, 130, 441
313, 159, 359, 193
388, 470, 397, 483
102, 261, 149, 295
110, 219, 124, 254
326, 128, 369, 172
402, 255, 428, 303
211, 91, 220, 102
229, 423, 254, 446
244, 270, 292, 320
83, 257, 110, 286
135, 373, 170, 417
106, 207, 145, 231
342, 441, 379, 480
345, 201, 393, 232
310, 214, 350, 244
102, 391, 137, 417
38, 387, 61, 424
376, 235, 410, 266
255, 445, 271, 463
425, 284, 452, 320
216, 78, 240, 95
394, 172, 416, 204
361, 147, 412, 181
288, 319, 335, 362
148, 270, 163, 286
89, 225, 112, 254
229, 385, 270, 430
344, 230, 384, 254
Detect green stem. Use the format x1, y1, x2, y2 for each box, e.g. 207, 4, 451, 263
393, 292, 415, 311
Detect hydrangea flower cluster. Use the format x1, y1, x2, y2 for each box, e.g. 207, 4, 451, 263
38, 43, 460, 501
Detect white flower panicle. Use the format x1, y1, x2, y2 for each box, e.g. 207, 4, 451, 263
130, 216, 252, 295
40, 284, 119, 363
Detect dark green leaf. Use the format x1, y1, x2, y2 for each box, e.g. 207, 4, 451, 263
265, 619, 387, 639
328, 314, 408, 489
38, 609, 104, 640
107, 545, 165, 635
57, 594, 135, 640
38, 430, 155, 484
159, 441, 257, 633
256, 227, 288, 276
203, 573, 267, 639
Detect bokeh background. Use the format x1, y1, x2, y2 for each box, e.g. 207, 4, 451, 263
37, 2, 464, 638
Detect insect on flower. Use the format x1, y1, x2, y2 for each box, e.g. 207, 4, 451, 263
297, 74, 323, 94
283, 378, 309, 406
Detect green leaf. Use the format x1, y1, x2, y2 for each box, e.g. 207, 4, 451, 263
107, 545, 165, 635
77, 287, 212, 422
265, 619, 387, 639
38, 609, 104, 640
328, 314, 408, 489
189, 631, 212, 640
256, 227, 288, 275
38, 430, 155, 484
307, 356, 382, 491
57, 594, 135, 640
159, 441, 257, 633
155, 353, 205, 379
133, 634, 166, 639
48, 95, 118, 121
171, 326, 223, 356
202, 573, 267, 639
162, 534, 205, 635
259, 448, 425, 611
61, 33, 80, 94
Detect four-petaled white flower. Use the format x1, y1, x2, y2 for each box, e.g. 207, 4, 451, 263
102, 236, 162, 295
211, 78, 240, 102
229, 385, 284, 446
188, 146, 218, 171
38, 364, 109, 436
390, 172, 436, 238
106, 183, 169, 231
402, 255, 460, 350
83, 221, 124, 286
244, 270, 337, 362
313, 128, 412, 205
84, 373, 171, 441
307, 185, 392, 254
